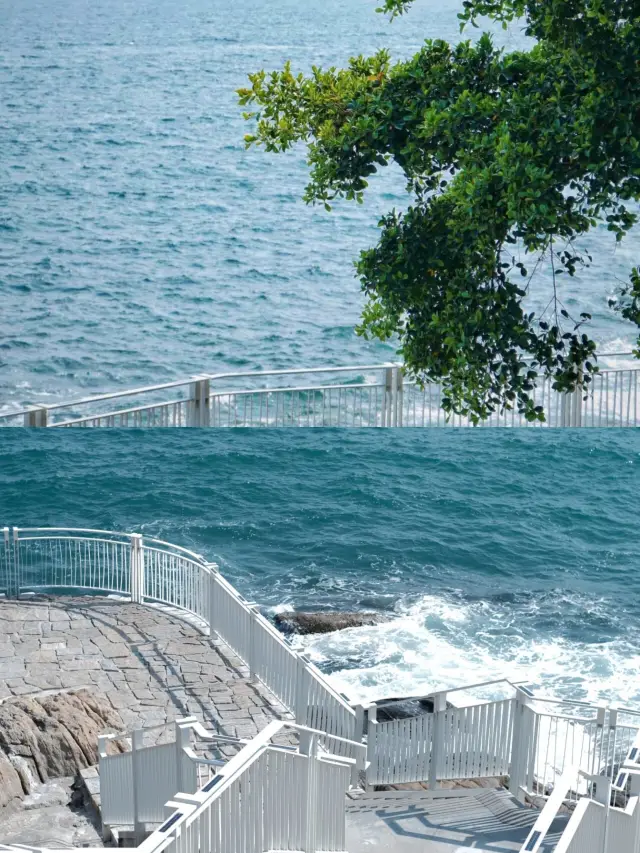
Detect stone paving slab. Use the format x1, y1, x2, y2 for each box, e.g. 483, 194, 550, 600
0, 596, 291, 741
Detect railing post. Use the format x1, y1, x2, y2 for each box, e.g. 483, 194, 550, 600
11, 527, 19, 598
593, 774, 612, 852
561, 389, 583, 427
388, 367, 399, 427
428, 692, 447, 790
130, 534, 144, 604
561, 367, 584, 428
131, 728, 144, 845
347, 703, 366, 788
188, 377, 210, 427
381, 367, 393, 427
2, 527, 12, 598
396, 367, 404, 427
295, 653, 310, 726
97, 735, 112, 842
365, 703, 377, 790
591, 705, 607, 777
572, 387, 583, 427
354, 703, 366, 742
299, 731, 318, 853
509, 687, 534, 803
248, 605, 260, 683
205, 563, 219, 642
23, 406, 48, 427
175, 717, 197, 794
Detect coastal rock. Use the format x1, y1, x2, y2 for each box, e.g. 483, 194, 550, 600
274, 611, 390, 635
0, 689, 123, 810
0, 752, 24, 811
0, 777, 102, 848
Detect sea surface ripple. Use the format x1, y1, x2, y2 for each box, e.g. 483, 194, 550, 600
1, 430, 638, 707
1, 0, 639, 410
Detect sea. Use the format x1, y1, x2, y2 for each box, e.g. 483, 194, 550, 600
1, 430, 639, 709
1, 0, 639, 711
1, 0, 639, 412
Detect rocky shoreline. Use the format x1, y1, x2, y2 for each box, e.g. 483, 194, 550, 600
0, 689, 123, 813
0, 690, 121, 848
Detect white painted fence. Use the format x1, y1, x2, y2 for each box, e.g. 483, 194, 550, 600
1, 720, 363, 853
518, 763, 582, 853
0, 527, 357, 750
1, 355, 638, 427
98, 717, 221, 832
529, 730, 640, 853
132, 720, 358, 853
366, 684, 639, 806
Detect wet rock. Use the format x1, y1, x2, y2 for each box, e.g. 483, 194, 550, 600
274, 611, 390, 635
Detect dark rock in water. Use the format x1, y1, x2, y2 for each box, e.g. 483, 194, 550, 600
274, 610, 390, 635
373, 697, 437, 721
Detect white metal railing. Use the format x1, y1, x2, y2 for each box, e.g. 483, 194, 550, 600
135, 719, 361, 852
548, 731, 640, 853
518, 763, 580, 853
1, 355, 638, 427
2, 720, 365, 853
514, 702, 638, 802
98, 717, 224, 832
365, 684, 639, 807
0, 527, 357, 750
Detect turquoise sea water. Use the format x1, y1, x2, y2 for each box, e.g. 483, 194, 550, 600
2, 0, 640, 718
1, 430, 639, 707
1, 0, 639, 413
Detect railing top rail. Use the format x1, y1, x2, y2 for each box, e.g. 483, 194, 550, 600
12, 527, 215, 567
0, 363, 399, 419
300, 655, 356, 713
140, 537, 211, 565
533, 710, 602, 724
51, 381, 386, 427
138, 738, 273, 853
210, 381, 384, 397
15, 536, 133, 550
2, 352, 635, 420
295, 721, 366, 752
616, 706, 640, 718
13, 526, 133, 538
526, 694, 607, 709
2, 379, 200, 418
374, 676, 523, 708
136, 717, 359, 853
519, 764, 581, 853
50, 398, 188, 427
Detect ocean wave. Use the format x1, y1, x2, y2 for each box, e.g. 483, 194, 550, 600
292, 590, 640, 707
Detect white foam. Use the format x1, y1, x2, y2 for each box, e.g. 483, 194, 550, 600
291, 593, 640, 708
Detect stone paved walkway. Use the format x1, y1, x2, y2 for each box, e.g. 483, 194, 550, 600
0, 596, 290, 738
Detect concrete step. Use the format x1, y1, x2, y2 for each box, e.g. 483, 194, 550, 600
346, 785, 522, 812
346, 786, 568, 853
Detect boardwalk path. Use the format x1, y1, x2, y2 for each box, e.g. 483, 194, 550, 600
0, 596, 289, 737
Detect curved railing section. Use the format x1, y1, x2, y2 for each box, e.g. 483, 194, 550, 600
1, 355, 638, 427
0, 527, 356, 749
